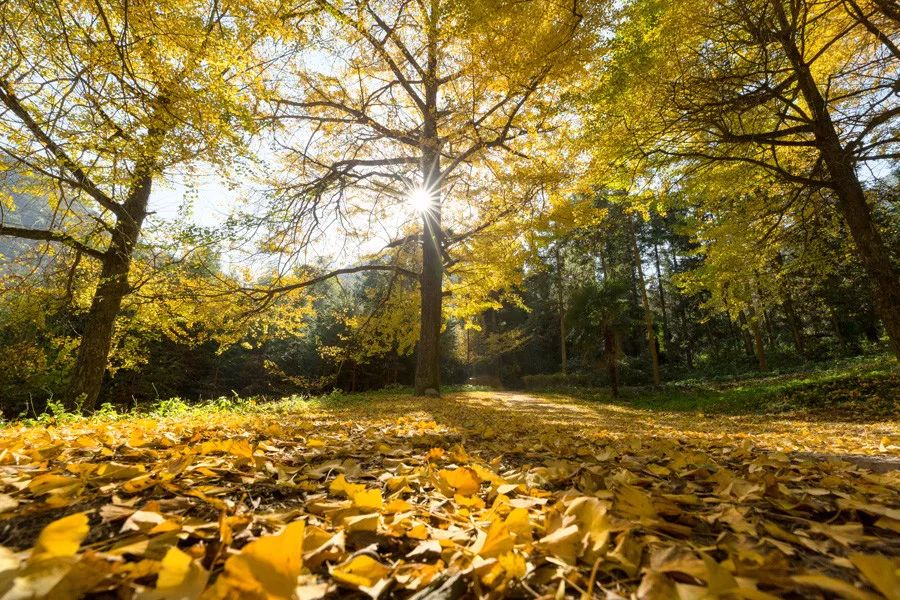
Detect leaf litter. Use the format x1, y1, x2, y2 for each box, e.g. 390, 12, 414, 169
0, 391, 896, 599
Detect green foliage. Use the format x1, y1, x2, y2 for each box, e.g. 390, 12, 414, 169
567, 355, 898, 419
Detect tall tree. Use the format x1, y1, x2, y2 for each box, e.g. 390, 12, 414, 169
267, 0, 593, 395
586, 0, 900, 359
0, 0, 274, 408
628, 214, 661, 384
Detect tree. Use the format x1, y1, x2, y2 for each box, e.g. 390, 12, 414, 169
567, 279, 632, 396
628, 213, 661, 384
266, 0, 594, 395
0, 0, 275, 408
585, 0, 900, 359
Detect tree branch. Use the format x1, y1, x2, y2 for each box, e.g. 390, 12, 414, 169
0, 224, 105, 260
0, 80, 125, 219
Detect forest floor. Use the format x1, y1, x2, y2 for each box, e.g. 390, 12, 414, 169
0, 369, 898, 598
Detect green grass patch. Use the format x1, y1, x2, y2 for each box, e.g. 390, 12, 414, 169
563, 354, 899, 419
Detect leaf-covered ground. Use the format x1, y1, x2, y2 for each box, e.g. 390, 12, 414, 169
0, 390, 898, 599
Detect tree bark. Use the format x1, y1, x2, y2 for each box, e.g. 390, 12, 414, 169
775, 254, 806, 357
782, 291, 806, 357
630, 218, 661, 385
748, 310, 769, 372
555, 244, 567, 374
751, 320, 769, 371
775, 4, 900, 361
653, 242, 670, 353
605, 330, 619, 397
69, 174, 153, 410
414, 6, 443, 396
737, 311, 756, 357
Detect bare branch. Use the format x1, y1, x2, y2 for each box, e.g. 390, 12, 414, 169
0, 224, 105, 260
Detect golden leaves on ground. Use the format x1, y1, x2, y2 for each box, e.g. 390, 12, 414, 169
210, 520, 305, 599
31, 513, 88, 560
437, 467, 481, 496
0, 391, 896, 598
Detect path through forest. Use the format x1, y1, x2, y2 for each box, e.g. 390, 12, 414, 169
321, 389, 898, 459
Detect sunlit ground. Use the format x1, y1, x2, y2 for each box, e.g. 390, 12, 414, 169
0, 390, 896, 598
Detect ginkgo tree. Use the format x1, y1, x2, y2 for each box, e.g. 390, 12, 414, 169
0, 0, 289, 409
261, 0, 601, 395
583, 0, 900, 360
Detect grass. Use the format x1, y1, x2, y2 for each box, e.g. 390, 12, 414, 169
7, 356, 895, 426
567, 353, 898, 419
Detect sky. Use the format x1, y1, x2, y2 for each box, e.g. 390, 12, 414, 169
152, 173, 237, 229
148, 155, 423, 278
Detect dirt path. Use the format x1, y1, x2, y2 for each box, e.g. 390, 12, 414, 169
490, 391, 900, 470
317, 390, 900, 460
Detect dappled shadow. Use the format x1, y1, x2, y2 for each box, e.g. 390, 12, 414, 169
311, 390, 898, 460
1, 389, 897, 597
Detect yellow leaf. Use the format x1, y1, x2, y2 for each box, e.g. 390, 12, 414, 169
158, 547, 194, 588
217, 520, 305, 599
31, 513, 89, 561
198, 439, 253, 459
849, 553, 900, 600
329, 474, 365, 499
383, 499, 412, 514
477, 520, 515, 559
792, 574, 880, 600
616, 485, 657, 520
538, 524, 581, 565
342, 513, 380, 533
27, 474, 80, 495
406, 523, 428, 539
700, 553, 737, 595
636, 571, 677, 600
504, 508, 532, 540
425, 448, 445, 462
331, 555, 390, 589
351, 488, 383, 511
810, 522, 868, 547
438, 467, 481, 496
140, 547, 209, 600
307, 439, 326, 449
498, 552, 526, 578
454, 494, 485, 509
609, 532, 643, 577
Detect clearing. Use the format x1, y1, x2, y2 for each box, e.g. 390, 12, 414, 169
0, 387, 897, 599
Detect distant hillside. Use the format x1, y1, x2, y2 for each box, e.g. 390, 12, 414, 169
0, 170, 55, 261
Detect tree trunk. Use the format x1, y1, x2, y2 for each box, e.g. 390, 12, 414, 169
737, 311, 756, 357
775, 7, 900, 361
414, 18, 443, 396
555, 244, 567, 374
69, 174, 153, 410
605, 330, 619, 397
763, 308, 777, 347
630, 218, 661, 385
829, 305, 849, 351
749, 316, 769, 372
653, 242, 670, 354
782, 291, 806, 357
669, 247, 695, 368
775, 255, 806, 357
872, 0, 900, 25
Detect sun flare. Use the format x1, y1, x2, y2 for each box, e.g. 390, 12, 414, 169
407, 186, 435, 215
